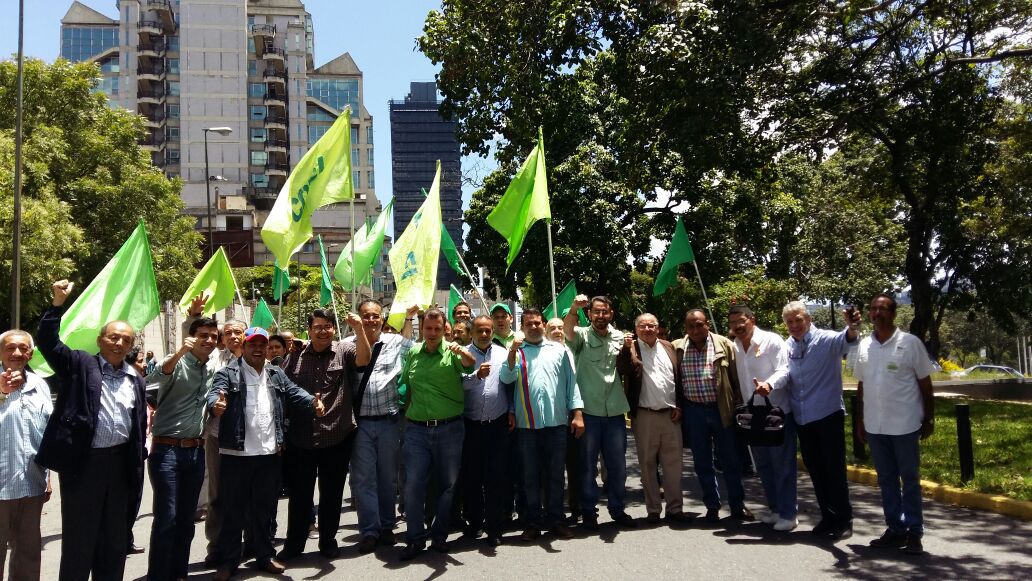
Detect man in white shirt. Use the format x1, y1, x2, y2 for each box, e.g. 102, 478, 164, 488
727, 305, 796, 531
854, 293, 934, 556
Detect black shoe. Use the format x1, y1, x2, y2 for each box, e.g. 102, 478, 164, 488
463, 526, 482, 539
520, 528, 541, 542
646, 513, 661, 524
358, 535, 378, 554
829, 521, 853, 540
486, 534, 503, 547
430, 538, 449, 554
128, 543, 145, 555
580, 516, 599, 531
379, 530, 397, 546
399, 543, 425, 561
319, 543, 340, 559
811, 519, 834, 536
275, 547, 302, 562
705, 508, 720, 523
730, 507, 755, 521
550, 524, 575, 539
665, 512, 694, 527
564, 514, 580, 526
612, 512, 637, 528
869, 529, 907, 548
902, 533, 925, 555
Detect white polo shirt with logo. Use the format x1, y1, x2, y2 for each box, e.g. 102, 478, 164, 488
854, 328, 935, 436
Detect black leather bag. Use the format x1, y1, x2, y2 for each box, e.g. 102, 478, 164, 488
734, 393, 785, 447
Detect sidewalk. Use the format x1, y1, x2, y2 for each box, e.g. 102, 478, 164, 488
37, 438, 1032, 580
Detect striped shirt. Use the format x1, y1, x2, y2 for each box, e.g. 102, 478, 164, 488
92, 359, 137, 448
462, 342, 511, 421
680, 335, 718, 404
0, 372, 52, 500
347, 333, 413, 417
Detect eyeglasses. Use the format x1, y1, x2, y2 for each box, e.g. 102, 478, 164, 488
311, 325, 335, 332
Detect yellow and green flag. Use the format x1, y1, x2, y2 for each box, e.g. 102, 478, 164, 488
487, 126, 551, 271
251, 297, 277, 330
30, 221, 160, 376
272, 262, 291, 301
179, 247, 238, 316
261, 107, 353, 268
318, 235, 334, 307
334, 197, 394, 290
387, 161, 443, 330
543, 279, 589, 326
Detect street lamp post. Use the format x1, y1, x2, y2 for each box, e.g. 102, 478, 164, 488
203, 126, 233, 259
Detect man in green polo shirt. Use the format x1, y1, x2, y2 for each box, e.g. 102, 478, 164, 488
564, 294, 636, 531
490, 303, 515, 347
398, 308, 475, 561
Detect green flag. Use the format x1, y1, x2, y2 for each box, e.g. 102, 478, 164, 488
543, 279, 589, 326
272, 262, 291, 301
30, 221, 160, 377
387, 161, 443, 330
334, 197, 394, 290
261, 107, 353, 268
653, 216, 696, 296
487, 126, 551, 271
178, 247, 238, 316
318, 235, 334, 307
447, 284, 463, 324
251, 297, 276, 330
440, 224, 463, 276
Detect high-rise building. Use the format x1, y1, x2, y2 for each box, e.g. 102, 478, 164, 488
59, 0, 379, 269
389, 81, 463, 290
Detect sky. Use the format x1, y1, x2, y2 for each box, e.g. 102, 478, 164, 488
0, 0, 485, 220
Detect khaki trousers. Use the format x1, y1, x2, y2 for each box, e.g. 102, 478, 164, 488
0, 495, 45, 581
632, 408, 684, 516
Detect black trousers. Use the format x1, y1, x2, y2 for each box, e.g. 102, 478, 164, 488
460, 415, 511, 537
565, 428, 583, 518
797, 410, 853, 526
58, 445, 131, 581
284, 435, 355, 553
215, 453, 281, 568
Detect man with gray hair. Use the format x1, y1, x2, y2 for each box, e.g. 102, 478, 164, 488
0, 329, 53, 580
756, 300, 861, 540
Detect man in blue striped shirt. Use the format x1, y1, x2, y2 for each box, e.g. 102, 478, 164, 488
0, 330, 53, 581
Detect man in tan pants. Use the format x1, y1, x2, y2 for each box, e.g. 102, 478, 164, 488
616, 313, 691, 525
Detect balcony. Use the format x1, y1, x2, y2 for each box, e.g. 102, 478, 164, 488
262, 45, 286, 62
266, 162, 290, 176
263, 92, 287, 107
138, 20, 162, 37
142, 111, 165, 127
143, 0, 176, 32
251, 23, 276, 38
137, 64, 166, 81
248, 186, 279, 211
262, 68, 287, 83
201, 229, 254, 268
264, 113, 287, 129
136, 40, 166, 58
264, 138, 288, 153
137, 88, 166, 104
140, 132, 166, 150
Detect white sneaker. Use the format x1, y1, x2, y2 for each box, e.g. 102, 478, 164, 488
773, 517, 798, 531
760, 512, 778, 525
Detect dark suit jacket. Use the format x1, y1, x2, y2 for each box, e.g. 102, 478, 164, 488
616, 338, 682, 417
35, 305, 148, 518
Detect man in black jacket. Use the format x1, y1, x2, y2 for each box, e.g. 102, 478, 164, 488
36, 279, 148, 581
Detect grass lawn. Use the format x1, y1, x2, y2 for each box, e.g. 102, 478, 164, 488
842, 396, 1032, 502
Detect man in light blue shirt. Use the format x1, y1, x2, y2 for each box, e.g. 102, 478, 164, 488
0, 330, 53, 581
501, 308, 584, 541
459, 316, 514, 547
760, 301, 860, 541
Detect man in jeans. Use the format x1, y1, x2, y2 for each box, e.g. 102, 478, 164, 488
854, 293, 934, 555
398, 309, 475, 561
348, 300, 418, 554
502, 308, 584, 541
563, 294, 636, 530
145, 317, 219, 580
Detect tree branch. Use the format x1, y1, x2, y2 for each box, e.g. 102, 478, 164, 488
948, 48, 1032, 65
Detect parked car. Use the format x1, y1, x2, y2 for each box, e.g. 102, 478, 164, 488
951, 365, 1024, 379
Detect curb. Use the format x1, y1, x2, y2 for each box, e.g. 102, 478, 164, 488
844, 464, 1032, 522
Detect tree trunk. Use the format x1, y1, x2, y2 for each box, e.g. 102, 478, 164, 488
904, 219, 941, 357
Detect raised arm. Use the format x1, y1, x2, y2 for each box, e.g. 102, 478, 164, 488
563, 294, 589, 342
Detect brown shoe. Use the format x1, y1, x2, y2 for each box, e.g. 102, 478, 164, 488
257, 559, 286, 574
550, 524, 575, 539
730, 507, 755, 521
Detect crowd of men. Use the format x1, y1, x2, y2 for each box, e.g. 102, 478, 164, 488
0, 281, 937, 579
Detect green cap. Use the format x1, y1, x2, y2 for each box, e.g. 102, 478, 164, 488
490, 302, 512, 315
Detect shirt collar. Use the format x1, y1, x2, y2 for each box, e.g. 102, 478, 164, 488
422, 340, 449, 355
100, 358, 136, 377
470, 342, 495, 356
873, 327, 900, 346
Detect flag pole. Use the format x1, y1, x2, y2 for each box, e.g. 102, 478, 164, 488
692, 261, 718, 334
226, 251, 247, 314
349, 198, 357, 315
545, 219, 558, 316
453, 246, 490, 313
329, 285, 342, 333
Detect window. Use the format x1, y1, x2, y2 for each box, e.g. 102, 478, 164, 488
352, 169, 360, 188
305, 78, 359, 114
308, 125, 329, 145
366, 126, 374, 144
99, 56, 119, 73
248, 83, 267, 98
167, 36, 180, 51
167, 81, 180, 96
351, 127, 359, 144
166, 103, 180, 119
352, 146, 360, 167
250, 105, 267, 120
167, 149, 180, 164
60, 26, 118, 62
250, 151, 268, 166
306, 105, 335, 122
367, 148, 374, 166
250, 128, 267, 142
247, 38, 255, 53
96, 76, 118, 97
166, 58, 180, 75
251, 174, 269, 188
166, 126, 180, 140
247, 60, 257, 76
225, 216, 244, 230
367, 170, 375, 188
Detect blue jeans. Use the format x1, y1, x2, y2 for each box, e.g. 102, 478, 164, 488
147, 443, 205, 581
403, 419, 464, 544
517, 426, 567, 529
682, 404, 745, 510
351, 415, 402, 539
751, 412, 798, 519
579, 414, 627, 519
868, 430, 924, 537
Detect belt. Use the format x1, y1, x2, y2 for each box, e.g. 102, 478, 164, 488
684, 400, 717, 408
639, 406, 674, 412
358, 412, 399, 421
153, 436, 205, 448
467, 412, 508, 425
408, 415, 461, 427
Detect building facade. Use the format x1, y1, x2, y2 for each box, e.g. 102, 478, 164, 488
389, 81, 463, 290
60, 0, 380, 268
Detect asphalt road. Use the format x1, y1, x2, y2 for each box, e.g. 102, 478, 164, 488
36, 438, 1032, 580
